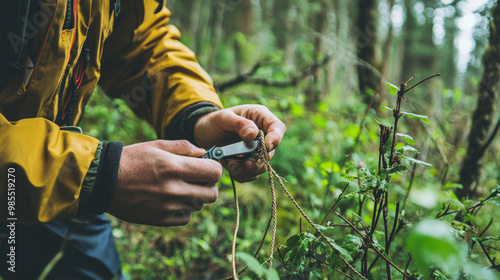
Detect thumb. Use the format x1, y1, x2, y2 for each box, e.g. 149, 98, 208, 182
224, 112, 259, 141
153, 140, 206, 157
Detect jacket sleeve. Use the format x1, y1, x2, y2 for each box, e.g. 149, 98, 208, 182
99, 0, 223, 139
0, 113, 101, 223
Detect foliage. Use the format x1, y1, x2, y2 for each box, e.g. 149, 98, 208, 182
76, 0, 500, 279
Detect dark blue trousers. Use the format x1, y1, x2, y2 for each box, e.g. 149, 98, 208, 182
0, 214, 122, 279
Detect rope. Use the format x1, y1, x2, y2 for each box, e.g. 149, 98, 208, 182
257, 131, 278, 269
226, 130, 366, 280
256, 130, 367, 280
230, 175, 240, 280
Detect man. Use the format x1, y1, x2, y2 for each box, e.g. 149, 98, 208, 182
0, 0, 285, 278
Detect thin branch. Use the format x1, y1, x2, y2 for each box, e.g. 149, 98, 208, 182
215, 55, 332, 92
403, 73, 441, 93
320, 183, 350, 225
477, 238, 500, 272
337, 269, 355, 280
335, 212, 366, 238
403, 254, 412, 280
215, 62, 264, 92
479, 218, 494, 237
370, 245, 411, 278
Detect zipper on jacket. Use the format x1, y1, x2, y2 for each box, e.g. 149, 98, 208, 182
62, 0, 74, 30
56, 45, 89, 126
56, 0, 80, 126
55, 65, 71, 125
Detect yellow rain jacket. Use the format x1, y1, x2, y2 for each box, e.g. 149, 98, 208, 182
0, 0, 223, 223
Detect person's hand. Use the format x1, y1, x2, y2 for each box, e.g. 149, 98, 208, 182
194, 105, 286, 182
108, 140, 222, 226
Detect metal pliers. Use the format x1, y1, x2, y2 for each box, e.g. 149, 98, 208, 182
201, 140, 261, 161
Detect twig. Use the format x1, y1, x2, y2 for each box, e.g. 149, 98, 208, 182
403, 73, 441, 93
479, 218, 494, 237
254, 214, 273, 258
320, 183, 350, 225
335, 212, 366, 237
277, 247, 286, 269
383, 193, 392, 280
403, 254, 412, 280
370, 245, 411, 278
337, 269, 355, 280
215, 55, 332, 92
215, 62, 264, 92
387, 202, 400, 249
477, 237, 500, 272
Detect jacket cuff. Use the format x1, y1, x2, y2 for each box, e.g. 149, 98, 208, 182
77, 141, 124, 216
164, 102, 220, 144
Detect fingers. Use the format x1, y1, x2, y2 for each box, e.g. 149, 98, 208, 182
217, 110, 259, 141
153, 139, 206, 157
166, 182, 219, 205
230, 105, 286, 151
176, 156, 223, 183
226, 159, 267, 183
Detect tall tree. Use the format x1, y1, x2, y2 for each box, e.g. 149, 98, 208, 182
306, 0, 329, 108
357, 0, 381, 105
458, 1, 500, 198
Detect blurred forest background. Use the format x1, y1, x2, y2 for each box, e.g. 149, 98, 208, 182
80, 0, 500, 279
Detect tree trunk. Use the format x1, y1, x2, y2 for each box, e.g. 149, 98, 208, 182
377, 0, 395, 105
306, 0, 328, 108
208, 0, 226, 73
356, 0, 381, 105
458, 1, 500, 198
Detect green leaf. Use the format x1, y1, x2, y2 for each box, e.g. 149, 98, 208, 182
285, 233, 314, 270
486, 197, 500, 207
265, 269, 280, 280
401, 111, 431, 124
325, 237, 353, 262
236, 252, 266, 277
381, 106, 395, 111
309, 268, 322, 280
443, 182, 463, 190
314, 224, 337, 236
401, 155, 432, 167
382, 165, 408, 176
385, 82, 399, 95
236, 252, 281, 280
406, 220, 466, 275
395, 145, 419, 155
337, 235, 363, 253
396, 133, 416, 145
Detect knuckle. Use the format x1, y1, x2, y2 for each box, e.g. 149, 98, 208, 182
213, 163, 223, 182
257, 104, 269, 112
176, 139, 194, 151
208, 185, 219, 203
159, 159, 183, 179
